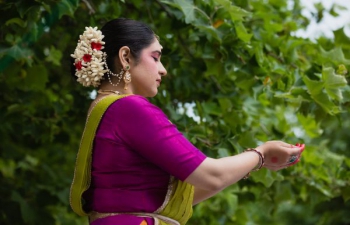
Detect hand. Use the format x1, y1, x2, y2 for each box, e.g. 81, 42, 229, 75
255, 141, 305, 171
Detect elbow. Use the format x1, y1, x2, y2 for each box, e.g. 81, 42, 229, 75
204, 177, 224, 192
185, 158, 227, 192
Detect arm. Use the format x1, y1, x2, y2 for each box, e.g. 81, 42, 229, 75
112, 97, 304, 198
189, 150, 261, 205
191, 150, 261, 205
187, 141, 303, 202
193, 186, 221, 205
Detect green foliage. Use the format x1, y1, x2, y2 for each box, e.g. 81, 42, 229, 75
0, 0, 349, 224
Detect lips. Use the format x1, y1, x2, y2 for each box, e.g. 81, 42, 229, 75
156, 79, 161, 85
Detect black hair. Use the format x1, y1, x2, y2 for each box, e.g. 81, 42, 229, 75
101, 18, 156, 72
70, 18, 156, 79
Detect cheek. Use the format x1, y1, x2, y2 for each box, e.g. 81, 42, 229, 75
136, 56, 158, 77
144, 61, 158, 74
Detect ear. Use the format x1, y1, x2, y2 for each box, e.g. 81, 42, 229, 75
118, 46, 133, 69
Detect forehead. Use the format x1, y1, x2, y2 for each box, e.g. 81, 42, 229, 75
144, 39, 163, 51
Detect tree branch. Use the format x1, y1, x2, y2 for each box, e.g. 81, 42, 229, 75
82, 0, 95, 14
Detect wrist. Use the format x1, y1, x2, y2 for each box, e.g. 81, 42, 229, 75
243, 148, 265, 179
255, 146, 266, 158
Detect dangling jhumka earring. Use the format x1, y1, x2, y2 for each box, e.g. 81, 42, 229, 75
123, 65, 131, 90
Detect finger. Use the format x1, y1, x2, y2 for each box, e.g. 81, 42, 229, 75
285, 143, 302, 149
284, 145, 304, 155
265, 162, 297, 170
297, 145, 305, 157
278, 141, 294, 148
266, 156, 301, 167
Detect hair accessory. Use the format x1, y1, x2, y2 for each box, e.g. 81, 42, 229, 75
106, 66, 124, 87
243, 148, 265, 179
71, 27, 124, 87
123, 66, 131, 90
71, 27, 108, 87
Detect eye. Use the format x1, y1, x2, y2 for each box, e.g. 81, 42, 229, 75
152, 56, 159, 62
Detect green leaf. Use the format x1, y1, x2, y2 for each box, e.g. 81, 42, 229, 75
320, 47, 350, 65
312, 92, 340, 115
252, 169, 283, 187
322, 67, 347, 101
57, 0, 76, 18
215, 0, 250, 21
5, 18, 27, 27
297, 113, 322, 138
323, 67, 347, 88
302, 75, 324, 96
196, 24, 222, 42
234, 21, 252, 43
7, 45, 33, 61
217, 147, 229, 157
172, 0, 196, 24
201, 102, 222, 116
45, 46, 63, 66
0, 159, 16, 178
252, 42, 265, 66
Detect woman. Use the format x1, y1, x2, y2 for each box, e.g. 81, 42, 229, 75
70, 18, 305, 225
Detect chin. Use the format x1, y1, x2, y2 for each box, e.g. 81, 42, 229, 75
148, 89, 158, 98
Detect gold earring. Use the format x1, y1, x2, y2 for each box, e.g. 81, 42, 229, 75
123, 65, 131, 90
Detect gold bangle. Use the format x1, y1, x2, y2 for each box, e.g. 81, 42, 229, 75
243, 148, 265, 179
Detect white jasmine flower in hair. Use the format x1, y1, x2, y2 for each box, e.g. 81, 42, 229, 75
71, 26, 107, 87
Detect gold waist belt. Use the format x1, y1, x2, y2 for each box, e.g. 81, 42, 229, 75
89, 211, 180, 225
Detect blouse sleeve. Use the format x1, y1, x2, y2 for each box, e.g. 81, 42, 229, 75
107, 95, 206, 181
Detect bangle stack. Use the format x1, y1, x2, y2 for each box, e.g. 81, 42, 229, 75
243, 148, 265, 179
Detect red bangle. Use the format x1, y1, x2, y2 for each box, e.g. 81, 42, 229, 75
243, 148, 265, 179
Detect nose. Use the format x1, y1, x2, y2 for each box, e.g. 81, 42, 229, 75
159, 62, 167, 77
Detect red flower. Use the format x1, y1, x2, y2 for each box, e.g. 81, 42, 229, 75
83, 54, 92, 62
75, 61, 82, 70
91, 42, 102, 50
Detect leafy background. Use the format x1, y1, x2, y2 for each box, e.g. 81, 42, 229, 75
0, 0, 349, 224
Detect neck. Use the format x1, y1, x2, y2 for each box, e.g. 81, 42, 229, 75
98, 81, 133, 96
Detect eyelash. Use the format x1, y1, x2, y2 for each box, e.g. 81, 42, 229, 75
152, 57, 159, 62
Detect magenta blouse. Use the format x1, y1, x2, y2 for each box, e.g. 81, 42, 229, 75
83, 95, 206, 224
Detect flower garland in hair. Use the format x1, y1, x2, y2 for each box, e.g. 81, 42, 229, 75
71, 27, 107, 87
